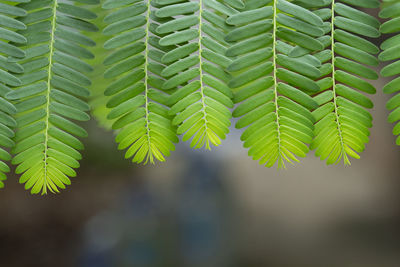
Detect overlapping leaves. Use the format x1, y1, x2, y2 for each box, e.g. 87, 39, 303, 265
0, 0, 396, 194
379, 0, 400, 145
86, 0, 113, 130
0, 0, 28, 188
155, 0, 238, 150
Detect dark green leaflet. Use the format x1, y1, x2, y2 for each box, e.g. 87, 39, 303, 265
379, 0, 400, 145
0, 0, 28, 188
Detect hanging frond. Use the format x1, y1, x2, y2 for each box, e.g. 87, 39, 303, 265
155, 0, 239, 149
303, 0, 380, 165
379, 0, 400, 145
0, 0, 28, 188
102, 0, 179, 164
86, 0, 114, 130
6, 0, 99, 194
226, 0, 325, 168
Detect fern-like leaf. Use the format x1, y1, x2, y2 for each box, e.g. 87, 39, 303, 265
102, 0, 179, 164
7, 0, 99, 194
156, 0, 238, 149
306, 0, 380, 165
86, 0, 114, 130
0, 0, 28, 188
226, 0, 325, 168
379, 0, 400, 145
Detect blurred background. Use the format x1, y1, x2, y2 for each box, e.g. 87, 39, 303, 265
1, 4, 400, 267
1, 77, 400, 267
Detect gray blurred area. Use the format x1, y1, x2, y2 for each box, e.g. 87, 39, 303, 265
1, 76, 400, 267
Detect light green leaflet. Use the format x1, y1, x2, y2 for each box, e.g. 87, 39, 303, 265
156, 0, 238, 150
86, 0, 114, 130
101, 0, 179, 164
226, 0, 324, 168
301, 0, 380, 165
6, 0, 98, 194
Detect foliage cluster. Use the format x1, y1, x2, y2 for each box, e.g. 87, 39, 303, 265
0, 0, 398, 193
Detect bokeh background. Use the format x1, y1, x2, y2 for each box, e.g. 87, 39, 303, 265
1, 77, 400, 267
1, 4, 400, 267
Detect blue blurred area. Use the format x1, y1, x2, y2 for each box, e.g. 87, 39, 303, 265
79, 156, 233, 267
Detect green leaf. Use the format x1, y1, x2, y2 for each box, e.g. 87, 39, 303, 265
225, 0, 323, 168
380, 0, 400, 146
7, 0, 98, 195
293, 0, 379, 165
102, 0, 178, 164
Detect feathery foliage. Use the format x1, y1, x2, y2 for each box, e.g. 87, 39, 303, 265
102, 0, 179, 164
7, 0, 98, 194
379, 0, 400, 145
0, 0, 399, 194
155, 0, 238, 150
305, 0, 380, 165
86, 0, 113, 130
226, 0, 325, 168
0, 0, 28, 188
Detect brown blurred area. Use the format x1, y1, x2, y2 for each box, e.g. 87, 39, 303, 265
1, 76, 400, 267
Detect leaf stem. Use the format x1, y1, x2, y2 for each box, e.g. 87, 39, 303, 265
272, 0, 283, 168
144, 0, 153, 163
198, 0, 210, 149
43, 0, 58, 194
330, 0, 348, 164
